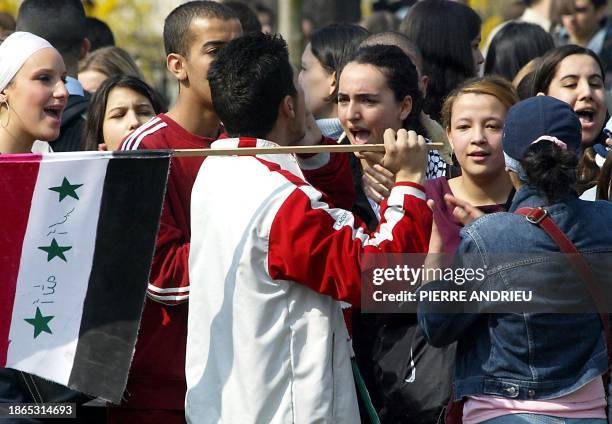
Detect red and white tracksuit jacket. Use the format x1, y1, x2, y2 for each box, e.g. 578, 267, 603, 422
186, 137, 432, 423
118, 115, 356, 416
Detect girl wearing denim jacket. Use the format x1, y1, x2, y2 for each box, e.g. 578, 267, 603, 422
418, 96, 612, 424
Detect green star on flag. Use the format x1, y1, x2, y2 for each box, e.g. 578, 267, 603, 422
24, 307, 54, 338
38, 238, 72, 262
49, 177, 83, 201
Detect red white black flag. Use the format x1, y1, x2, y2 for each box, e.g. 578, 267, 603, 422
0, 150, 170, 403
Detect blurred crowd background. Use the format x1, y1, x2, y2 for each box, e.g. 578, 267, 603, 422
0, 0, 612, 117
0, 0, 609, 123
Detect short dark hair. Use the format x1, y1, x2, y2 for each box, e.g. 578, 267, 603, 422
16, 0, 86, 62
309, 23, 370, 101
485, 22, 555, 81
85, 17, 115, 51
84, 75, 166, 151
399, 0, 481, 121
224, 1, 262, 34
208, 33, 296, 139
346, 44, 424, 134
164, 1, 238, 57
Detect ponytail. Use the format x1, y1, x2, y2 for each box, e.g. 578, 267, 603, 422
521, 141, 578, 203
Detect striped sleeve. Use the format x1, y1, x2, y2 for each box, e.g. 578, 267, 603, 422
267, 182, 432, 306
120, 117, 166, 151
119, 117, 189, 305
143, 198, 191, 305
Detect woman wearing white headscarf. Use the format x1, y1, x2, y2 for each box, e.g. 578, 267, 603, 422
0, 31, 69, 422
0, 31, 68, 154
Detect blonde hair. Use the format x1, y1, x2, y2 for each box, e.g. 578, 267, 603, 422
441, 75, 519, 130
79, 46, 144, 80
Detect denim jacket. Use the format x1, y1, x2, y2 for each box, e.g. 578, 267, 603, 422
417, 186, 612, 401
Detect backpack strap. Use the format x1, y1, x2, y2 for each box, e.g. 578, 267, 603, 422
515, 207, 612, 387
443, 206, 611, 424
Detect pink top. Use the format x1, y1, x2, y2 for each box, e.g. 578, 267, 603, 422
463, 377, 606, 423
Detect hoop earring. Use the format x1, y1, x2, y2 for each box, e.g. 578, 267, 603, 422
1, 100, 10, 129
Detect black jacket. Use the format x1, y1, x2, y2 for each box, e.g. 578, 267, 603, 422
50, 94, 89, 152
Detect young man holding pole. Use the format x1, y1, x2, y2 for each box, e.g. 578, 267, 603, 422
186, 32, 433, 423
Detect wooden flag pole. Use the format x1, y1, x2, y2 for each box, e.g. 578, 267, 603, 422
172, 143, 445, 157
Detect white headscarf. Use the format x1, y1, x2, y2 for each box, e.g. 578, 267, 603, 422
0, 32, 54, 92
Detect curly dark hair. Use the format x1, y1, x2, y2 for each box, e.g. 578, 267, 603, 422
521, 141, 579, 204
208, 32, 296, 139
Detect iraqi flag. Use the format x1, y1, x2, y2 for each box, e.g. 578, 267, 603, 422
0, 150, 170, 403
